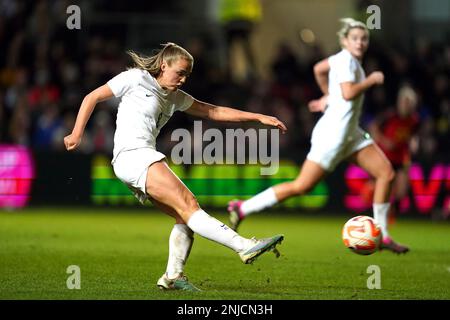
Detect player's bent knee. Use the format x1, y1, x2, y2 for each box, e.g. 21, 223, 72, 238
382, 164, 396, 183
387, 167, 396, 183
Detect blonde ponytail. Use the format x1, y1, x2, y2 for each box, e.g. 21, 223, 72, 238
127, 42, 194, 77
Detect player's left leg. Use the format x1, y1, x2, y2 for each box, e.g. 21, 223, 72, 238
350, 144, 409, 254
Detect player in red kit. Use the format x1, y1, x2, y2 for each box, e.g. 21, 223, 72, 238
369, 85, 420, 218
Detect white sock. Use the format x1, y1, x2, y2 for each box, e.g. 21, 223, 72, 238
187, 209, 251, 252
241, 187, 278, 216
166, 224, 194, 279
373, 202, 390, 237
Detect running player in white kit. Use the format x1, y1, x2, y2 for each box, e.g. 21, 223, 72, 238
64, 42, 287, 291
228, 18, 409, 254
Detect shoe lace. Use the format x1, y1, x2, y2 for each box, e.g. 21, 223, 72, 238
249, 236, 261, 245
166, 273, 188, 282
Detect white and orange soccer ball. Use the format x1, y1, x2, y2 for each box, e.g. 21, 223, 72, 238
342, 215, 382, 255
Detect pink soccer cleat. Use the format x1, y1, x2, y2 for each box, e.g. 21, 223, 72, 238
227, 200, 245, 231
380, 236, 410, 254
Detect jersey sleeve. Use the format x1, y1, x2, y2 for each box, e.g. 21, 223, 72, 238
330, 52, 357, 84
174, 90, 194, 112
107, 69, 138, 98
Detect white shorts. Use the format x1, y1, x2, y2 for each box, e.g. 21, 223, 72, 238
306, 127, 373, 171
112, 148, 166, 204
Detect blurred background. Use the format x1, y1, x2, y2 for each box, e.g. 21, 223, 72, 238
0, 0, 448, 218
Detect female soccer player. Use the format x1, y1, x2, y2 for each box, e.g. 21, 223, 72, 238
64, 42, 287, 291
228, 18, 409, 254
368, 85, 420, 216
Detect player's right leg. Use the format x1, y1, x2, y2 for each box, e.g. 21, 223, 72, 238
351, 144, 409, 254
228, 159, 326, 231
146, 160, 284, 265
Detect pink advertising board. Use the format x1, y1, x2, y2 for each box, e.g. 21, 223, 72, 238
0, 145, 35, 208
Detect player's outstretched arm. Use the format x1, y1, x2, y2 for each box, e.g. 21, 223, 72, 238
185, 99, 287, 134
64, 84, 114, 151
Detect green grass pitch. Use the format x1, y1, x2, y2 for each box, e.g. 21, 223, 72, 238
1, 208, 449, 300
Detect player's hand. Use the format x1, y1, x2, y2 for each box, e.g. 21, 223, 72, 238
308, 95, 328, 113
64, 133, 81, 151
258, 115, 287, 134
368, 71, 384, 85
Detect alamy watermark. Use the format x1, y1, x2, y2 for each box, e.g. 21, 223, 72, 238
366, 265, 381, 289
66, 265, 81, 289
366, 5, 381, 30
65, 4, 380, 31
171, 121, 280, 175
66, 5, 81, 30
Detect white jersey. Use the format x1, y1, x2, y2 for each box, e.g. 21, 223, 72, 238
107, 68, 194, 163
313, 49, 366, 143
307, 49, 372, 171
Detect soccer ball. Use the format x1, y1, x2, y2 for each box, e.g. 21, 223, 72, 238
342, 215, 382, 255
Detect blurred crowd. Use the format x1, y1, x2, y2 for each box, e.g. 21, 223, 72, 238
0, 0, 448, 164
